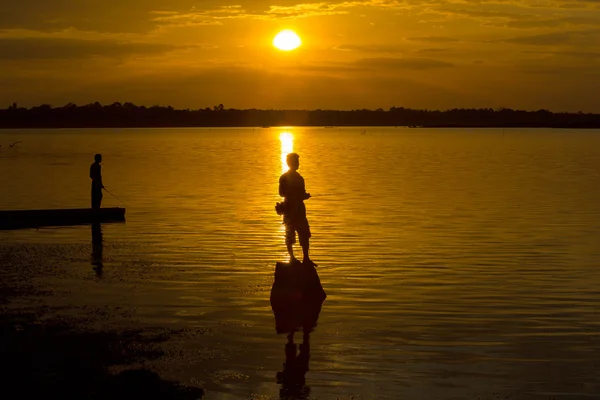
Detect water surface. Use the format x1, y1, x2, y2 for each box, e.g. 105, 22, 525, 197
1, 127, 600, 399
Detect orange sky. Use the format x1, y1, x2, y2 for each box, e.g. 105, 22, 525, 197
2, 0, 600, 111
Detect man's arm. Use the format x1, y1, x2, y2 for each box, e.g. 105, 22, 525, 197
301, 176, 310, 200
278, 175, 286, 198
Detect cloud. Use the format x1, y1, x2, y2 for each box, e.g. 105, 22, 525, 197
150, 2, 368, 25
267, 2, 357, 18
438, 7, 526, 20
404, 36, 459, 43
503, 31, 572, 45
0, 1, 320, 32
0, 1, 400, 33
516, 63, 599, 74
1, 0, 600, 34
551, 0, 600, 9
150, 13, 224, 27
502, 30, 600, 45
415, 47, 454, 53
0, 0, 166, 33
0, 37, 178, 60
333, 44, 455, 58
513, 48, 600, 74
288, 57, 454, 74
409, 2, 600, 31
333, 44, 405, 53
525, 49, 600, 58
290, 63, 369, 73
497, 16, 600, 29
354, 57, 454, 69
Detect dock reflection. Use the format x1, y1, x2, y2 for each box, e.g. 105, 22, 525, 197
91, 222, 103, 277
270, 261, 326, 399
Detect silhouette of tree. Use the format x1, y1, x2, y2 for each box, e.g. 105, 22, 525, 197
1, 102, 599, 128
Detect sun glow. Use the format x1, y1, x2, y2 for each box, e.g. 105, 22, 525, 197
280, 132, 294, 172
273, 30, 302, 51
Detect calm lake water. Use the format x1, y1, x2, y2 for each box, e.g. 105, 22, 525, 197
1, 127, 600, 399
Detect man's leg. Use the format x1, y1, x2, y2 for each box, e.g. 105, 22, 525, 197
300, 241, 317, 267
286, 242, 296, 261
301, 238, 310, 262
91, 189, 99, 209
298, 219, 315, 266
285, 221, 298, 262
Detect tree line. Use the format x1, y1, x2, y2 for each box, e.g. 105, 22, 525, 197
1, 102, 600, 128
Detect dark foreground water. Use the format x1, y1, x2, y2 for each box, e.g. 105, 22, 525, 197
1, 127, 600, 399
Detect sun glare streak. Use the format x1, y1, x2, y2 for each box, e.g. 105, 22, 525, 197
280, 132, 294, 172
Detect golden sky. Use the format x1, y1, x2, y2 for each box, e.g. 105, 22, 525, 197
2, 0, 600, 111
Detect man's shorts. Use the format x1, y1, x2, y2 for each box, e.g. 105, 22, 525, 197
284, 215, 311, 246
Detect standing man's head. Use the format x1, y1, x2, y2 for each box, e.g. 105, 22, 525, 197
94, 154, 102, 163
286, 153, 300, 171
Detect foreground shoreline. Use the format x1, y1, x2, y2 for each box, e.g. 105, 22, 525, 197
0, 243, 206, 400
0, 308, 206, 400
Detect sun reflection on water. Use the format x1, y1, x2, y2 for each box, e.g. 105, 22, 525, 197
280, 132, 294, 172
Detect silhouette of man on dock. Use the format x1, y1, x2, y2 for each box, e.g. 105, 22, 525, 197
90, 154, 104, 209
278, 153, 315, 266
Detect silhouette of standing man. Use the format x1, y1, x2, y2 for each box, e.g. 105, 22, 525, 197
278, 153, 315, 266
90, 154, 104, 209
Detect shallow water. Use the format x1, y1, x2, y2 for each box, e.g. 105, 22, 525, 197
1, 127, 600, 399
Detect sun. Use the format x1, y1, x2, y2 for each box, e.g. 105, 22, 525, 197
273, 30, 302, 51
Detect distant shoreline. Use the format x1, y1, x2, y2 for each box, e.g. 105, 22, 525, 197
2, 124, 600, 129
2, 103, 600, 129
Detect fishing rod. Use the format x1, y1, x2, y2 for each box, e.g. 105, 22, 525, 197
102, 187, 129, 207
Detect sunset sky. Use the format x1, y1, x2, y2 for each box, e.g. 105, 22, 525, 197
2, 0, 600, 112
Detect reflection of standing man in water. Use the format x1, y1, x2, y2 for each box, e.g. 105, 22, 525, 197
270, 261, 326, 399
91, 222, 103, 277
90, 154, 104, 209
277, 153, 316, 266
277, 331, 311, 399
